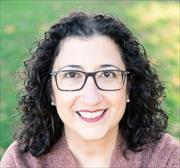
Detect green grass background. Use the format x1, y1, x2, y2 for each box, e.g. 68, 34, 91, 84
0, 0, 179, 158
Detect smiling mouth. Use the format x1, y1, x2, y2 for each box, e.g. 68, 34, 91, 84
75, 109, 108, 122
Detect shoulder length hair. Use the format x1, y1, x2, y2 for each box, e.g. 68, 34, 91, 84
16, 11, 168, 156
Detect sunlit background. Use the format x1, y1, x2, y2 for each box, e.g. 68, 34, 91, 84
0, 1, 179, 158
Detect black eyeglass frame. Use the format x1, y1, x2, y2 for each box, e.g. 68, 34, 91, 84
50, 69, 129, 91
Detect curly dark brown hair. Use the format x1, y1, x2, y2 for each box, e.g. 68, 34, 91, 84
16, 11, 168, 157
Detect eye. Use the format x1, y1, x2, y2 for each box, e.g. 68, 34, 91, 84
100, 71, 117, 78
63, 71, 82, 79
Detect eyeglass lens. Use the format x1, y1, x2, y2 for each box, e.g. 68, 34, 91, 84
55, 70, 126, 91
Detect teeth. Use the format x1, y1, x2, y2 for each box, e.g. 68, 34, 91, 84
78, 111, 104, 119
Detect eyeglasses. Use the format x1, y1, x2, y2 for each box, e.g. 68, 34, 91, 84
50, 69, 129, 91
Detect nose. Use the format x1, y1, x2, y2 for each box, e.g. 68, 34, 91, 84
79, 77, 103, 106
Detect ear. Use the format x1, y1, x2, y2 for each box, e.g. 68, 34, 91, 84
126, 79, 131, 100
49, 78, 56, 106
50, 93, 56, 106
126, 80, 131, 94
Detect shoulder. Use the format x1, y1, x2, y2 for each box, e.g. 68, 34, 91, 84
146, 133, 180, 168
0, 135, 77, 168
1, 142, 17, 168
156, 133, 179, 156
0, 141, 38, 168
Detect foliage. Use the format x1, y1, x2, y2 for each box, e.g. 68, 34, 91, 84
0, 1, 179, 158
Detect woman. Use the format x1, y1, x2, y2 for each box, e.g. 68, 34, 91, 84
1, 12, 179, 168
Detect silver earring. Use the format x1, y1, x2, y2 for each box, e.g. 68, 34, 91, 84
51, 102, 55, 106
127, 99, 130, 103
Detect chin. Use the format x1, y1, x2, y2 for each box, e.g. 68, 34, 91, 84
79, 130, 107, 141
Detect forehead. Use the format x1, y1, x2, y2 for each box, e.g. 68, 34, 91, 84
53, 35, 125, 71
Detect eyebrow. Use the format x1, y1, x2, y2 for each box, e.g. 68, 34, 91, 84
99, 64, 121, 70
58, 65, 83, 70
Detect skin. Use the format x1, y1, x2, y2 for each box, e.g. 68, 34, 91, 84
51, 35, 128, 167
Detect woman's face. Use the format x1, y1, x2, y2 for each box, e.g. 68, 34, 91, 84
51, 35, 128, 140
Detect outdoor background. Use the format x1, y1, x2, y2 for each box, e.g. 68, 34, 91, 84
0, 1, 179, 158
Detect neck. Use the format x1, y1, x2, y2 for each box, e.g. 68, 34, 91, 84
65, 126, 119, 167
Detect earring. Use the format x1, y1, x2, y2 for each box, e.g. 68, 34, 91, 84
51, 102, 55, 106
126, 99, 130, 103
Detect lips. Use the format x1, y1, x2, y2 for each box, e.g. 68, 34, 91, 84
75, 109, 108, 122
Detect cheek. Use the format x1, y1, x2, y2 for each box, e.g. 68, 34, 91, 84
109, 90, 127, 120
55, 92, 75, 110
108, 89, 127, 106
52, 79, 75, 108
53, 92, 76, 124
